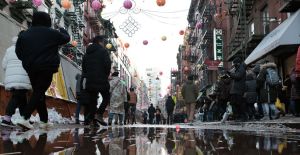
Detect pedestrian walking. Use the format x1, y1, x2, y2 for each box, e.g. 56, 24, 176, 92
148, 104, 156, 124
143, 111, 148, 124
165, 95, 175, 124
128, 87, 137, 124
244, 68, 258, 120
257, 61, 281, 120
1, 34, 32, 127
15, 11, 70, 129
155, 106, 161, 124
227, 57, 247, 121
290, 68, 300, 116
124, 88, 130, 125
181, 75, 198, 123
81, 35, 111, 127
108, 71, 127, 125
75, 73, 82, 124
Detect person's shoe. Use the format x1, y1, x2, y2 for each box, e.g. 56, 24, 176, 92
17, 117, 34, 130
39, 121, 54, 129
1, 120, 15, 128
95, 116, 107, 126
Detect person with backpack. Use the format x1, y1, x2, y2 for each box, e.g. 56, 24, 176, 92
257, 61, 281, 120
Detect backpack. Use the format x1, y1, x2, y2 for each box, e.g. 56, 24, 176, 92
266, 68, 281, 86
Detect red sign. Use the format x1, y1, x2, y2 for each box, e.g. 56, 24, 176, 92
204, 59, 221, 70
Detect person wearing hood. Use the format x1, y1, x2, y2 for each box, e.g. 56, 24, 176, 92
256, 61, 281, 120
108, 71, 126, 125
1, 32, 32, 127
81, 35, 111, 127
227, 57, 247, 121
181, 75, 198, 123
15, 11, 70, 129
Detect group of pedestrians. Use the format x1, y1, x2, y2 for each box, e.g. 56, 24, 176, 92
195, 57, 300, 123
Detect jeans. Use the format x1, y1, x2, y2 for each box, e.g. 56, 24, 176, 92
23, 71, 53, 123
108, 113, 124, 125
6, 89, 28, 117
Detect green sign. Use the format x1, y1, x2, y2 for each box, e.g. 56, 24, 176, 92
213, 29, 223, 61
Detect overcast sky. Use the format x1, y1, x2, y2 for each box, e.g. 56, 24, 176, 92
102, 0, 191, 95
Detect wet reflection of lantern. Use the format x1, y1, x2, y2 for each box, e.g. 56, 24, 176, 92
156, 0, 166, 6
124, 43, 130, 48
123, 0, 132, 9
176, 125, 180, 133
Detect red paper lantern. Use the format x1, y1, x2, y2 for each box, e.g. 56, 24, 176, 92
159, 71, 163, 76
92, 0, 102, 11
124, 43, 130, 48
156, 0, 166, 6
184, 66, 189, 71
179, 30, 184, 35
196, 22, 203, 29
214, 13, 222, 23
143, 40, 148, 45
123, 0, 132, 9
71, 40, 78, 47
61, 0, 72, 9
33, 0, 42, 7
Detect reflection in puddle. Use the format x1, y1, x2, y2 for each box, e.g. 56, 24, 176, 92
0, 127, 299, 155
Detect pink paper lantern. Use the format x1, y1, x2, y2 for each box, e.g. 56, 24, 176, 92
33, 0, 42, 7
143, 40, 148, 45
92, 0, 102, 11
123, 0, 133, 9
179, 30, 184, 35
196, 22, 203, 29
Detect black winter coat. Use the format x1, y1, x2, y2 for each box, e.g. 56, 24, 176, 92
229, 63, 246, 95
245, 79, 257, 104
148, 106, 156, 117
82, 43, 111, 92
214, 77, 231, 101
16, 27, 70, 73
165, 97, 175, 114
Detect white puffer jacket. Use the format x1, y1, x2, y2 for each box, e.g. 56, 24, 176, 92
2, 37, 32, 90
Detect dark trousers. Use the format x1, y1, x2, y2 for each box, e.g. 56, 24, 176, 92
230, 94, 247, 120
6, 89, 28, 116
149, 116, 154, 124
23, 71, 53, 123
96, 88, 110, 116
130, 105, 136, 124
167, 112, 173, 124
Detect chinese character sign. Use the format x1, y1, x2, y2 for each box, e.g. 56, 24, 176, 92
213, 29, 223, 61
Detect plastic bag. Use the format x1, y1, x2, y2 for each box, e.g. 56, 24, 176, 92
275, 97, 285, 113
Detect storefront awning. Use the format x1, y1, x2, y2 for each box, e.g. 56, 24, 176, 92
245, 9, 300, 65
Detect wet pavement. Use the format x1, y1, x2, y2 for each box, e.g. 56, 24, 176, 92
0, 124, 300, 155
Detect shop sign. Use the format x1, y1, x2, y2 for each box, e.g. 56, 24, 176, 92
213, 28, 223, 61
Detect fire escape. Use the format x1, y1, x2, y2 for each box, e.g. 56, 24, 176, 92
226, 0, 255, 60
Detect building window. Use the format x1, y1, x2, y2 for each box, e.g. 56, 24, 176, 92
249, 21, 255, 36
262, 6, 270, 35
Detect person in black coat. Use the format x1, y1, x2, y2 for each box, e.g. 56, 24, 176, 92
148, 104, 156, 124
244, 69, 258, 120
75, 73, 82, 124
228, 57, 247, 121
15, 11, 70, 129
165, 96, 175, 124
81, 35, 112, 126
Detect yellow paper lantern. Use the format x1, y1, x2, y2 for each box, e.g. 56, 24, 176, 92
61, 0, 72, 9
106, 43, 112, 49
161, 36, 167, 41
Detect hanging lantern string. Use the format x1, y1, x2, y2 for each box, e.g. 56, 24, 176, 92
102, 12, 119, 19
101, 11, 119, 15
141, 10, 186, 19
141, 9, 189, 14
141, 12, 179, 25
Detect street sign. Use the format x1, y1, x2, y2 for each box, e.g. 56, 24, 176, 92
213, 28, 223, 61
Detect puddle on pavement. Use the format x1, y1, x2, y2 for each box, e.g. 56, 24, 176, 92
0, 127, 299, 155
